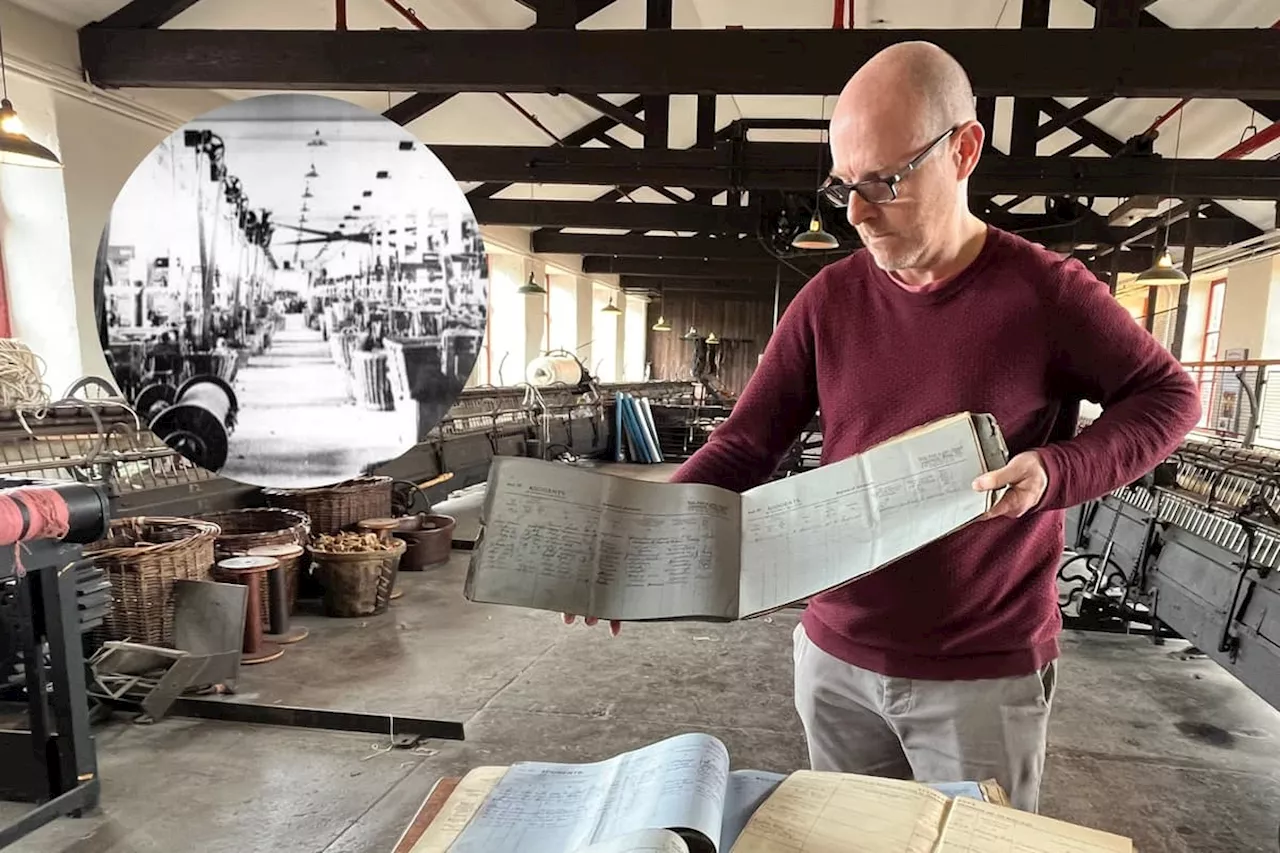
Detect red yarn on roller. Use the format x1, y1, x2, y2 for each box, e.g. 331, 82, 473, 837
0, 487, 72, 577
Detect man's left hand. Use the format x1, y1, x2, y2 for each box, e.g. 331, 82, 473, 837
971, 450, 1048, 521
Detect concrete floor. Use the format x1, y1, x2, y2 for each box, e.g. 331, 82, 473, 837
7, 464, 1280, 851
219, 313, 415, 489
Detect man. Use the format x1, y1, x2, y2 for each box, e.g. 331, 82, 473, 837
569, 41, 1200, 813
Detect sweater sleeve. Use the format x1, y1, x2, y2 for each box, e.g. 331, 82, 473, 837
668, 281, 820, 493
1035, 260, 1201, 511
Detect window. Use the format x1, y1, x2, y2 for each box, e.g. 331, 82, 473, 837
547, 275, 578, 355
486, 257, 526, 386
1191, 278, 1227, 430
623, 294, 648, 381
592, 284, 619, 382
1201, 278, 1226, 363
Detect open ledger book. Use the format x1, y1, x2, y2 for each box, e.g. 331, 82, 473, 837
405, 733, 1014, 853
464, 411, 1008, 621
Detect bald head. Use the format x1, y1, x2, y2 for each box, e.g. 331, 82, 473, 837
832, 41, 976, 144
826, 42, 986, 276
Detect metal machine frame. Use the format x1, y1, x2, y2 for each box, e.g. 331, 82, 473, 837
0, 540, 102, 850
1061, 439, 1280, 710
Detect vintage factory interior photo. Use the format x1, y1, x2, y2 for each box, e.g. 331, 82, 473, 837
98, 92, 488, 489
1, 0, 1279, 851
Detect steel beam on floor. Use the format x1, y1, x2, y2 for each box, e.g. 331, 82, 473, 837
168, 698, 466, 741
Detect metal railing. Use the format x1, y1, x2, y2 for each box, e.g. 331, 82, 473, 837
1181, 359, 1280, 448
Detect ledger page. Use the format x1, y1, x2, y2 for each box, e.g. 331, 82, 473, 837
589, 472, 741, 620
737, 414, 989, 617
936, 797, 1133, 853
465, 457, 741, 621
446, 733, 730, 853
719, 770, 785, 852
730, 771, 950, 853
573, 829, 691, 853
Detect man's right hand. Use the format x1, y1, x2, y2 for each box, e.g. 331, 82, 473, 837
562, 613, 621, 636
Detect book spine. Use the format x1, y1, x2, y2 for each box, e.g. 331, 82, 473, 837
638, 396, 664, 463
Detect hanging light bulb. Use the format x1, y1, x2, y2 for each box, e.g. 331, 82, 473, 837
791, 209, 839, 250
651, 315, 672, 332
0, 98, 60, 170
517, 271, 546, 294
0, 19, 60, 170
1134, 251, 1189, 287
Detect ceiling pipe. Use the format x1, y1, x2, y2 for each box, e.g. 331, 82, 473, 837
1218, 121, 1280, 161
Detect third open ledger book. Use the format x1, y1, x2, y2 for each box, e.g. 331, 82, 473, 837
463, 411, 1008, 621
402, 732, 1131, 853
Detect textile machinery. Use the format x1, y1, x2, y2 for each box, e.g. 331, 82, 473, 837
1063, 433, 1280, 711
0, 477, 111, 848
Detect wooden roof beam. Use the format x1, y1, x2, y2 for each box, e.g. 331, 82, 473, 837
79, 27, 1280, 99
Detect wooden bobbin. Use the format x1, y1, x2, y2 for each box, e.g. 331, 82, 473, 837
247, 543, 309, 645
215, 556, 285, 664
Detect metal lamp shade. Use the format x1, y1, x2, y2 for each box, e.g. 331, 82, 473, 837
1134, 252, 1189, 287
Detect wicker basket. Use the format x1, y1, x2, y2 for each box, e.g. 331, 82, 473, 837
262, 477, 393, 535
195, 508, 312, 624
308, 538, 405, 618
196, 507, 311, 557
84, 516, 221, 648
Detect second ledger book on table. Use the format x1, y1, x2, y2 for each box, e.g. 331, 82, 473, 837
463, 411, 1009, 622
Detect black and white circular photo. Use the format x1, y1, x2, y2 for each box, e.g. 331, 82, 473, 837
94, 93, 488, 489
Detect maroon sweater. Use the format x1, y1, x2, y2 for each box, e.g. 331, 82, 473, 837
670, 227, 1201, 680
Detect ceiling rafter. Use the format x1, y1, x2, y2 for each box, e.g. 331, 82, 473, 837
1037, 100, 1264, 243
77, 27, 1280, 99
377, 0, 624, 126
1076, 0, 1280, 123
430, 144, 1280, 200
91, 0, 204, 28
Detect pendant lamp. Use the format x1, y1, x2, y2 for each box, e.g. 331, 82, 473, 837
651, 287, 671, 331
791, 98, 837, 251
1134, 251, 1189, 287
517, 270, 546, 294
0, 24, 60, 169
601, 296, 622, 314
1134, 109, 1189, 288
791, 210, 840, 250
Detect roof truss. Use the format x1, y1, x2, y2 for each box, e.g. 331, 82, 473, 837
78, 27, 1280, 99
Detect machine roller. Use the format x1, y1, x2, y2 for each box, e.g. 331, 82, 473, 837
147, 375, 239, 472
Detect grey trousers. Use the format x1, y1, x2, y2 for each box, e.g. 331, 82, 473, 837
792, 621, 1056, 813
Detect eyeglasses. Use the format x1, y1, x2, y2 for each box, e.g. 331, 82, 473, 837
818, 126, 958, 207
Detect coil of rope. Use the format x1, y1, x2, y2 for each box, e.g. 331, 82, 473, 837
0, 339, 52, 415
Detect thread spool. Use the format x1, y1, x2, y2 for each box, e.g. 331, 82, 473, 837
526, 355, 584, 387
0, 487, 71, 578
149, 375, 239, 471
